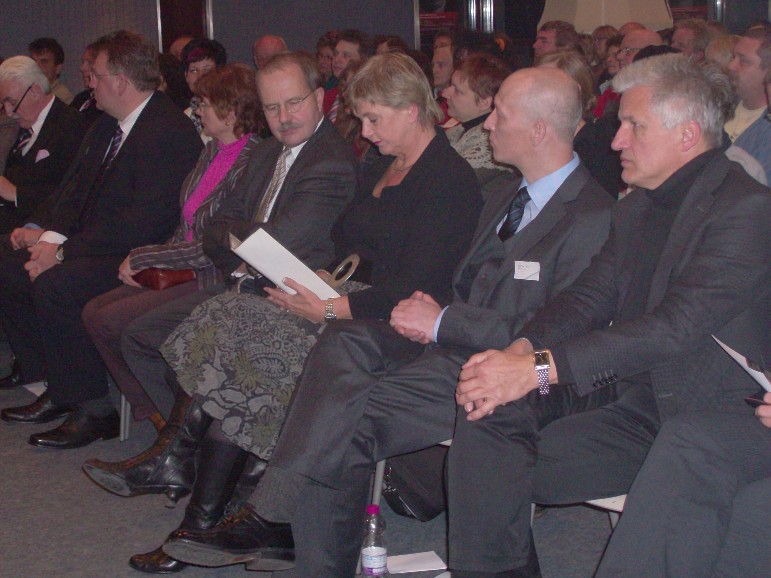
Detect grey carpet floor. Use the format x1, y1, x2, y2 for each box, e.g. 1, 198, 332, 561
0, 384, 612, 578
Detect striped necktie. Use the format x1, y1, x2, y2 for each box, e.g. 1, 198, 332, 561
498, 187, 531, 242
12, 128, 33, 156
103, 126, 124, 167
255, 147, 291, 222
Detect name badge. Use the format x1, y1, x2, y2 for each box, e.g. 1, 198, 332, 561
514, 261, 540, 281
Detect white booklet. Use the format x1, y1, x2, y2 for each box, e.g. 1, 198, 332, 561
229, 229, 340, 300
712, 335, 771, 392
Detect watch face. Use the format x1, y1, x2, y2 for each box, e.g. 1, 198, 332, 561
533, 351, 550, 367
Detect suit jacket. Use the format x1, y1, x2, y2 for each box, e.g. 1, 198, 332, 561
3, 98, 87, 222
36, 91, 203, 260
521, 153, 771, 420
203, 116, 357, 274
438, 163, 614, 352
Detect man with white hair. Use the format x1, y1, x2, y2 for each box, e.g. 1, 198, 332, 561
447, 54, 770, 575
0, 56, 86, 238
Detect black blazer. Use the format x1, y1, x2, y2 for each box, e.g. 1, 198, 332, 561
36, 91, 203, 260
521, 153, 771, 420
203, 116, 358, 274
3, 98, 87, 223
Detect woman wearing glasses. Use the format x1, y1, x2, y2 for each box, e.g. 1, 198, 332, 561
180, 39, 227, 142
86, 52, 482, 574
81, 63, 262, 434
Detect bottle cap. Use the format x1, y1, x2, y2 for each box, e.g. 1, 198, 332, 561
366, 504, 380, 515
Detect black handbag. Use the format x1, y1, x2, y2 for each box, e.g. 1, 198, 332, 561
381, 445, 448, 522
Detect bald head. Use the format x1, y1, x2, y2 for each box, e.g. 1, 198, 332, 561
618, 29, 664, 68
619, 22, 647, 36
253, 35, 288, 69
485, 67, 581, 179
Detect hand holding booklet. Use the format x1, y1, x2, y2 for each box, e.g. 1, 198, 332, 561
229, 229, 340, 300
712, 335, 771, 392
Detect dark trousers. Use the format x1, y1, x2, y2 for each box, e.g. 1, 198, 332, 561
596, 410, 771, 578
82, 281, 199, 420
260, 319, 470, 576
119, 285, 219, 420
448, 381, 659, 574
0, 247, 122, 404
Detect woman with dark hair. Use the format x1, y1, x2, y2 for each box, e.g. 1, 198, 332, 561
180, 38, 227, 141
85, 52, 483, 574
81, 63, 262, 437
158, 53, 191, 110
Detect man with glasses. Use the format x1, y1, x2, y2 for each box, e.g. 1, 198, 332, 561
0, 55, 86, 240
616, 28, 664, 70
0, 30, 202, 449
101, 51, 356, 447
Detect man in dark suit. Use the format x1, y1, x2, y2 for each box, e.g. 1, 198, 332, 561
110, 51, 358, 425
164, 67, 614, 575
447, 54, 770, 576
0, 30, 202, 449
0, 55, 87, 234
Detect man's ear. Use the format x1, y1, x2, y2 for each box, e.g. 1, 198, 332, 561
679, 120, 702, 152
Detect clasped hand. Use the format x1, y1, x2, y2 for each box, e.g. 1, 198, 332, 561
25, 241, 60, 281
265, 276, 325, 323
118, 255, 143, 288
456, 338, 538, 421
390, 291, 441, 344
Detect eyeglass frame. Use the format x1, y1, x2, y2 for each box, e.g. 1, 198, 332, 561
262, 90, 315, 118
618, 46, 642, 57
2, 84, 34, 115
89, 70, 120, 83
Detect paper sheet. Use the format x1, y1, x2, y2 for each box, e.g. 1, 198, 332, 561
229, 229, 339, 300
712, 335, 771, 392
387, 551, 447, 574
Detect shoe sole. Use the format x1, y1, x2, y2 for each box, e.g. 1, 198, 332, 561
1, 409, 73, 424
81, 464, 190, 506
162, 541, 294, 571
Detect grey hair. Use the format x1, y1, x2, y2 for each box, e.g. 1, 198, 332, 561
613, 53, 733, 148
0, 55, 50, 94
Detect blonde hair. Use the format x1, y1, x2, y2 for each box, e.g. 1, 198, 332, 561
346, 52, 442, 127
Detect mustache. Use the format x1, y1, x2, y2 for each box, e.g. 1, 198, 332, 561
278, 121, 302, 132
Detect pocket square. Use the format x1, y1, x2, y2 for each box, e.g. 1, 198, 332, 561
35, 149, 50, 163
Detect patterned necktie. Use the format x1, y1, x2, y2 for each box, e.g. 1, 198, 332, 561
255, 147, 291, 222
12, 127, 33, 156
103, 126, 124, 168
498, 186, 531, 242
328, 94, 341, 124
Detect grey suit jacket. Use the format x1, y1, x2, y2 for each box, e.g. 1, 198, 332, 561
522, 153, 771, 420
203, 117, 357, 274
438, 163, 614, 352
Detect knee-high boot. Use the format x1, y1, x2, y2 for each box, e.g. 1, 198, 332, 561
82, 387, 212, 506
128, 434, 265, 574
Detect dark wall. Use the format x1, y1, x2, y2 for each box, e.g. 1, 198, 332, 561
210, 0, 416, 66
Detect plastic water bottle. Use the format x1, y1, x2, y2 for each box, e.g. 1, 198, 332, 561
361, 504, 388, 576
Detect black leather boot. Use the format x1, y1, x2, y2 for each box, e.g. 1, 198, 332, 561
82, 391, 212, 506
128, 436, 257, 573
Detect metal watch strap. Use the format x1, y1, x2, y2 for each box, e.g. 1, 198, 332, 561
324, 298, 336, 322
533, 350, 550, 396
55, 245, 64, 263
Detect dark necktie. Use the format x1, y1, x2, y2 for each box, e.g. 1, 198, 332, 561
103, 126, 124, 168
498, 186, 531, 242
11, 128, 33, 156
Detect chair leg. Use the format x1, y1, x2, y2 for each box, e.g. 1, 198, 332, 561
120, 394, 131, 442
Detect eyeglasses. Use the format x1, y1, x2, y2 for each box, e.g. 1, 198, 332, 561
89, 71, 120, 83
618, 47, 642, 57
0, 83, 34, 116
186, 67, 214, 76
262, 91, 314, 118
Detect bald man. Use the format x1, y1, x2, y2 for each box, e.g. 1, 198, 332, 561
252, 34, 288, 69
617, 28, 664, 69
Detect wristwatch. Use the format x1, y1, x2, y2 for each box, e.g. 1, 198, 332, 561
324, 298, 337, 322
55, 245, 64, 263
533, 349, 551, 396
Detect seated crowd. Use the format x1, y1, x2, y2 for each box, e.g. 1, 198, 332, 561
0, 16, 768, 578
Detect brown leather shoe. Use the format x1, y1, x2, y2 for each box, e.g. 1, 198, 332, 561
129, 545, 187, 574
1, 392, 74, 423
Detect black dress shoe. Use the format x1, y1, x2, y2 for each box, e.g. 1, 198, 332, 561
0, 360, 45, 390
29, 408, 119, 449
1, 392, 74, 424
129, 545, 187, 574
162, 504, 295, 571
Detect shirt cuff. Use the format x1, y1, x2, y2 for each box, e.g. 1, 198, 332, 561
432, 306, 448, 343
39, 230, 68, 244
